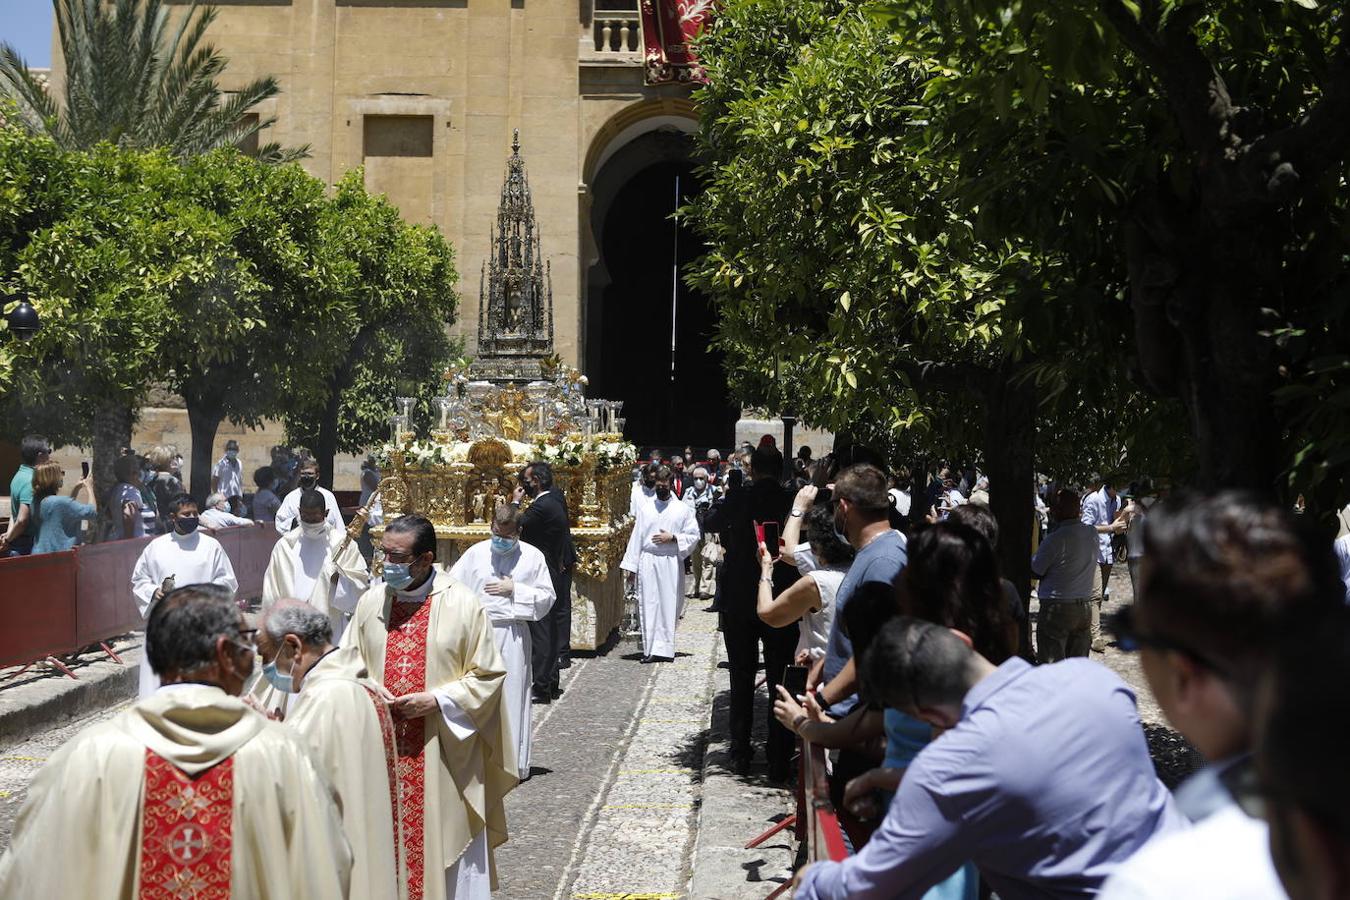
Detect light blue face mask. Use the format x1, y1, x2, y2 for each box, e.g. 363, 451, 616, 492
262, 656, 295, 694
490, 535, 518, 556
383, 561, 415, 590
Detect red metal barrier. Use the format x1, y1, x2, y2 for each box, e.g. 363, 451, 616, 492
0, 525, 282, 676
220, 524, 279, 599
74, 536, 152, 647
0, 551, 77, 669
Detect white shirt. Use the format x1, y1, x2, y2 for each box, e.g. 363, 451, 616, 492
1334, 533, 1350, 603
274, 486, 343, 534
1080, 486, 1120, 564
1031, 519, 1099, 600
200, 507, 255, 529
213, 456, 243, 498
888, 488, 911, 518
251, 487, 281, 523
1098, 803, 1283, 900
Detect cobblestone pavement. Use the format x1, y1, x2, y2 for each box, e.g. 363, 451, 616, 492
496, 604, 725, 899
0, 697, 131, 849
0, 609, 730, 898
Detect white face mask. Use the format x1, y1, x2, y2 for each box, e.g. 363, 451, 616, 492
300, 520, 327, 538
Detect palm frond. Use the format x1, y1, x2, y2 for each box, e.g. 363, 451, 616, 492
31, 0, 303, 162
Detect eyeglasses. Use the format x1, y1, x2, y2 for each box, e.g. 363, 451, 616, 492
381, 547, 418, 563
232, 627, 259, 652
1109, 605, 1229, 677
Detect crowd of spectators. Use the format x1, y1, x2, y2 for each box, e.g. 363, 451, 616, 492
1, 434, 374, 555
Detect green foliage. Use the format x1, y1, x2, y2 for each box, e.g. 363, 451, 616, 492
0, 0, 305, 162
688, 0, 1176, 478
0, 129, 458, 483
861, 0, 1350, 507
281, 170, 460, 458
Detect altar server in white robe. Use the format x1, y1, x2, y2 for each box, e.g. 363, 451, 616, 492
621, 466, 701, 662
131, 494, 237, 698
341, 514, 517, 900
259, 600, 406, 899
448, 504, 555, 781
0, 585, 351, 898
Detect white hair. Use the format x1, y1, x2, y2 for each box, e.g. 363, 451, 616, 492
205, 492, 227, 510
261, 600, 333, 648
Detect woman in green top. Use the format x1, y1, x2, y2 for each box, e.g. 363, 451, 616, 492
31, 462, 99, 554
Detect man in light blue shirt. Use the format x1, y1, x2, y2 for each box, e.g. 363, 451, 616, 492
1080, 475, 1124, 651
795, 618, 1183, 900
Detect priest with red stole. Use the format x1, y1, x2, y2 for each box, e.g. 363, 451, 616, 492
341, 514, 517, 900
260, 599, 407, 900
0, 584, 352, 898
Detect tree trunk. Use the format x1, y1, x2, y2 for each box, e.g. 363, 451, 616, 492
984, 367, 1037, 661
186, 401, 225, 505
92, 402, 134, 541
314, 376, 343, 491
1128, 205, 1283, 499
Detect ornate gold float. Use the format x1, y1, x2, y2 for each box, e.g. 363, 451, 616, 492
376, 370, 636, 650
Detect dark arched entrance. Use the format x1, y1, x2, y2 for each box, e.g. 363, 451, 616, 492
584, 130, 737, 451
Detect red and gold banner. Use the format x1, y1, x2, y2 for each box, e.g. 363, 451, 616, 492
138, 752, 234, 900
386, 600, 434, 900
640, 0, 714, 85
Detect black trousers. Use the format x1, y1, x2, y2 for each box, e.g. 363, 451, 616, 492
722, 611, 799, 773
531, 570, 572, 694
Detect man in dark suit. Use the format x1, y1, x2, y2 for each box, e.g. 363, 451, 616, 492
513, 460, 576, 704
705, 444, 799, 781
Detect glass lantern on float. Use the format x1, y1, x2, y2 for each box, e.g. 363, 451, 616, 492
525, 380, 553, 435
432, 397, 452, 444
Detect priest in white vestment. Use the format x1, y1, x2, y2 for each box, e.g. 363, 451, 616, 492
261, 488, 368, 641
621, 466, 701, 662
131, 495, 237, 698
260, 600, 406, 899
341, 514, 517, 900
448, 504, 555, 781
0, 585, 351, 898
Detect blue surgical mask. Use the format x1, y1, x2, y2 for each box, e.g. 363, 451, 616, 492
262, 657, 295, 694
383, 561, 415, 590
225, 450, 238, 460
491, 535, 518, 556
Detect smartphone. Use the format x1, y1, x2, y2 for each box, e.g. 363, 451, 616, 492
753, 520, 765, 546
783, 665, 808, 700
762, 521, 781, 559
81, 461, 90, 478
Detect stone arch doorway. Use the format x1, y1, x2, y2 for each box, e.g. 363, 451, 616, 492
582, 122, 738, 452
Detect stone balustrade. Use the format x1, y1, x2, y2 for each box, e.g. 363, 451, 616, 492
592, 10, 641, 55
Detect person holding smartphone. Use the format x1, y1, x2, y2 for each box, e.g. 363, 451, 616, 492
704, 444, 799, 781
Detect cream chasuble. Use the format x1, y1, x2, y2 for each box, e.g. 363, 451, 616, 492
0, 684, 351, 899
286, 650, 407, 900
261, 525, 369, 640
130, 533, 238, 698
620, 496, 701, 658
447, 540, 556, 780
340, 567, 517, 900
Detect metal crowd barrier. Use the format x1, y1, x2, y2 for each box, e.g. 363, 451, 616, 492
0, 525, 280, 676
749, 735, 849, 899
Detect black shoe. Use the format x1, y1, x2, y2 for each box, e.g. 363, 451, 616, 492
640, 655, 654, 664
730, 750, 752, 777
551, 684, 564, 699
531, 691, 552, 705
558, 655, 572, 670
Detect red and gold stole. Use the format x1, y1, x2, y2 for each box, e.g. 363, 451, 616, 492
385, 599, 434, 900
364, 682, 405, 881
138, 751, 234, 900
